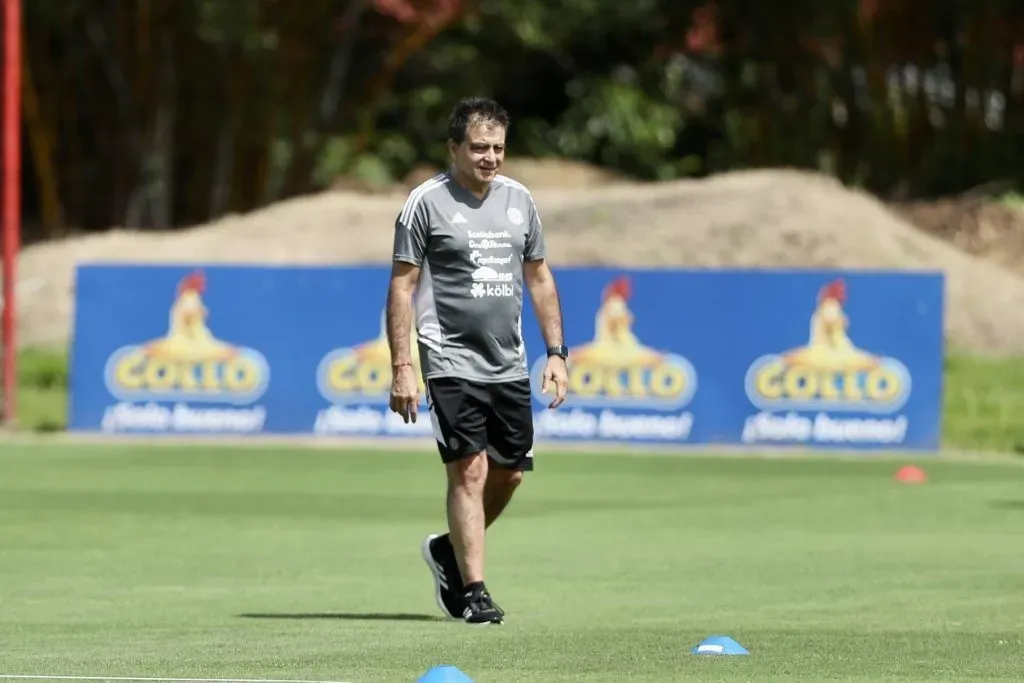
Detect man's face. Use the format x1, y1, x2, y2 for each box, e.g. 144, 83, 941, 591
450, 121, 506, 186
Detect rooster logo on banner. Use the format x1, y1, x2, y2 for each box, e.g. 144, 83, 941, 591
745, 277, 911, 413
531, 274, 698, 412
104, 269, 270, 404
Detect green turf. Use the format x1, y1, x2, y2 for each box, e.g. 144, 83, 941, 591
2, 443, 1024, 682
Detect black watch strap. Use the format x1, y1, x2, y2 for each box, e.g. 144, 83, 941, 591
547, 345, 569, 359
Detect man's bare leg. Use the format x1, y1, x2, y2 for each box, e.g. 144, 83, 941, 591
484, 468, 523, 528
446, 451, 488, 585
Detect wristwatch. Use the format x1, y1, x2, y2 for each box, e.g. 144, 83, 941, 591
546, 345, 569, 359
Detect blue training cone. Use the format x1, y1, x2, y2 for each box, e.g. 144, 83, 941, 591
417, 665, 474, 683
691, 635, 749, 656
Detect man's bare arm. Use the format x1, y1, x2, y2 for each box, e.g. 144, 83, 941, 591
386, 261, 421, 366
524, 259, 564, 347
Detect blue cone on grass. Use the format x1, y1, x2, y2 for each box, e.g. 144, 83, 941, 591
691, 635, 749, 656
417, 665, 474, 683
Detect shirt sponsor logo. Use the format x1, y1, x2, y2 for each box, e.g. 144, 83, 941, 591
470, 251, 512, 266
471, 282, 514, 298
468, 230, 512, 239
470, 239, 512, 250
470, 264, 515, 297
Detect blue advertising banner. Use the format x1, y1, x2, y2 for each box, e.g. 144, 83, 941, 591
69, 263, 944, 450
521, 268, 943, 450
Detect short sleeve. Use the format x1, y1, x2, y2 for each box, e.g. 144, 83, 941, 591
392, 197, 430, 266
524, 199, 546, 262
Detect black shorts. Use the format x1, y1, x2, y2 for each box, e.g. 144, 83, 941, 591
425, 377, 535, 471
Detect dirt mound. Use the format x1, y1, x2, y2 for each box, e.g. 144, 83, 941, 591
15, 167, 1024, 355
491, 157, 634, 189
893, 197, 1024, 274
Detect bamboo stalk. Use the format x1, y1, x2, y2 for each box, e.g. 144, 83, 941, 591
21, 43, 64, 238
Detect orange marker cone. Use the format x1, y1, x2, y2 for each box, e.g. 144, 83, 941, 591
894, 465, 927, 484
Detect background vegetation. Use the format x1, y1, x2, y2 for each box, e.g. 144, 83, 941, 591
17, 0, 1024, 242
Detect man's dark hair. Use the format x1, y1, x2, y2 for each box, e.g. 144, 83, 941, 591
448, 97, 510, 144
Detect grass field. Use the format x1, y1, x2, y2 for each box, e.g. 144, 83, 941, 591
4, 442, 1024, 682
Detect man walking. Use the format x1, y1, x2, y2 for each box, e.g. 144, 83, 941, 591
386, 97, 568, 625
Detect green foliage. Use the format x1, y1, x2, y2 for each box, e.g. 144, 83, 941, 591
943, 354, 1024, 455
473, 0, 666, 51
551, 76, 691, 180
313, 133, 419, 189
17, 0, 1024, 239
16, 347, 68, 433
19, 347, 68, 390
195, 0, 266, 48
998, 192, 1024, 212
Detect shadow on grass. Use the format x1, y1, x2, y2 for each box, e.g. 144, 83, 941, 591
989, 500, 1024, 511
237, 611, 446, 622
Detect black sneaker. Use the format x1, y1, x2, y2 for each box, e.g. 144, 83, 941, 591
421, 533, 465, 619
462, 584, 505, 625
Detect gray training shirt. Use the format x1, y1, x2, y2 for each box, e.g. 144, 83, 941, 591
392, 169, 547, 383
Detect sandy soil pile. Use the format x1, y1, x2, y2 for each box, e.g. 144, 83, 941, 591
893, 197, 1024, 274
14, 162, 1024, 355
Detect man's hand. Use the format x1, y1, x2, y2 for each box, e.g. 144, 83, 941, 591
541, 355, 568, 409
525, 259, 568, 410
390, 363, 420, 423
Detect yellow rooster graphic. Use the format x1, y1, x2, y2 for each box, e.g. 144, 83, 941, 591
348, 308, 421, 368
781, 278, 880, 372
569, 275, 664, 367
141, 270, 239, 363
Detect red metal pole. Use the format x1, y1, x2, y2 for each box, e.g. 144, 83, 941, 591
2, 0, 21, 424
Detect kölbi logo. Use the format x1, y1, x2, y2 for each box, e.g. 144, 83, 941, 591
471, 282, 514, 298
470, 265, 514, 298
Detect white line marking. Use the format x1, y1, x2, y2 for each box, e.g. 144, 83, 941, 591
0, 677, 353, 683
